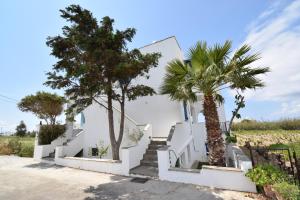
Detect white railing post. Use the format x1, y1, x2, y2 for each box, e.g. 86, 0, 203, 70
157, 147, 170, 179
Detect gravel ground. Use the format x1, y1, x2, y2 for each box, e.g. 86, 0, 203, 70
0, 156, 257, 200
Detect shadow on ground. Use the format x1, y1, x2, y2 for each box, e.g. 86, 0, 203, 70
23, 163, 64, 169
83, 175, 225, 200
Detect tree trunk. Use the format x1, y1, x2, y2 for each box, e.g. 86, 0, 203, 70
203, 95, 225, 166
107, 90, 119, 160
117, 93, 125, 148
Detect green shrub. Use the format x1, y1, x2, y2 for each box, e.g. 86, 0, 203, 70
225, 135, 237, 143
273, 182, 300, 200
18, 144, 34, 157
39, 124, 66, 145
246, 164, 290, 186
7, 138, 22, 154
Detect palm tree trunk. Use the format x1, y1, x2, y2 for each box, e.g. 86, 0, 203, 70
203, 95, 225, 166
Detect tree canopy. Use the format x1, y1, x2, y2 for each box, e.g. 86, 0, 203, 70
161, 40, 269, 166
15, 121, 27, 137
44, 5, 160, 160
18, 91, 65, 125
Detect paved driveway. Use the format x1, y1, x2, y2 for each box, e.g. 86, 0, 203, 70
0, 156, 255, 200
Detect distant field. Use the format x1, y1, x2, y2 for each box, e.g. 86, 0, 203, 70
0, 136, 35, 146
234, 130, 300, 157
234, 130, 300, 146
0, 136, 35, 157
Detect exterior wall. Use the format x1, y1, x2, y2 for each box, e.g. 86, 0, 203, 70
190, 94, 226, 123
226, 143, 253, 171
157, 148, 256, 193
121, 124, 152, 175
55, 157, 124, 175
125, 37, 185, 137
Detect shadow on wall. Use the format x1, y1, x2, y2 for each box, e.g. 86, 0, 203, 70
83, 176, 225, 200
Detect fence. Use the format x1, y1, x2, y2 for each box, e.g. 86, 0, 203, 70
244, 141, 300, 185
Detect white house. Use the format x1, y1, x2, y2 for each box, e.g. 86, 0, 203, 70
33, 36, 255, 193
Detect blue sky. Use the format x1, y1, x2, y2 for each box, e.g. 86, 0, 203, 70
0, 0, 299, 131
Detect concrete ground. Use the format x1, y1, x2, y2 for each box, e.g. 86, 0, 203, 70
0, 156, 256, 200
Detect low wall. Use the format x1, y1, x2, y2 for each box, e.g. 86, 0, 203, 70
33, 144, 53, 160
55, 157, 124, 175
122, 124, 152, 175
157, 148, 256, 193
226, 143, 252, 172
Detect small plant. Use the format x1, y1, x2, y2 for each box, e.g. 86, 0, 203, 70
225, 134, 237, 143
273, 182, 300, 200
8, 138, 22, 154
246, 164, 290, 186
96, 140, 109, 158
128, 128, 144, 144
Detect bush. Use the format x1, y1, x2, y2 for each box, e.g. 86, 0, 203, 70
7, 138, 22, 154
246, 164, 290, 186
18, 144, 34, 157
0, 143, 13, 155
232, 118, 300, 131
273, 182, 300, 200
39, 124, 66, 145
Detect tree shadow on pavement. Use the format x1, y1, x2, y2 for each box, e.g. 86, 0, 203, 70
23, 163, 64, 169
83, 176, 224, 200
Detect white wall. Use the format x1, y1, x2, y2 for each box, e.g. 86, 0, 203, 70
125, 37, 185, 137
55, 157, 124, 175
122, 124, 152, 175
157, 149, 256, 193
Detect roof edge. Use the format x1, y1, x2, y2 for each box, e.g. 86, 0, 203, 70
139, 36, 182, 50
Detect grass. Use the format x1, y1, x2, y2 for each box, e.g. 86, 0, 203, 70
234, 130, 300, 146
233, 130, 300, 159
0, 136, 34, 146
0, 136, 35, 157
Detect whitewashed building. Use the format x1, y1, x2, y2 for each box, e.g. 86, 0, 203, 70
34, 36, 255, 193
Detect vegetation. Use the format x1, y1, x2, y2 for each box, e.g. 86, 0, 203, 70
0, 136, 34, 157
228, 91, 245, 135
15, 121, 27, 137
128, 128, 144, 144
45, 5, 160, 160
38, 125, 66, 145
96, 140, 109, 159
273, 181, 300, 200
18, 91, 65, 125
232, 119, 300, 131
235, 130, 300, 146
161, 41, 269, 166
246, 164, 299, 199
246, 164, 291, 186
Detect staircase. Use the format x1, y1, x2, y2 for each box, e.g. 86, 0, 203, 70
130, 140, 167, 177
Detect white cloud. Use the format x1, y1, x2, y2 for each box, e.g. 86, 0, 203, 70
242, 1, 300, 103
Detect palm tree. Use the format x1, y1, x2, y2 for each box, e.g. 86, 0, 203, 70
161, 41, 269, 166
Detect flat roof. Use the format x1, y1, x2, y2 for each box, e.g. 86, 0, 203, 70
139, 36, 182, 50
